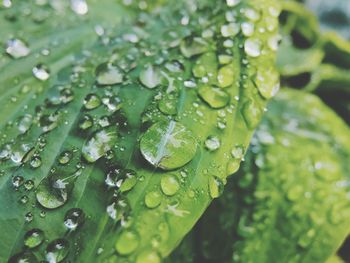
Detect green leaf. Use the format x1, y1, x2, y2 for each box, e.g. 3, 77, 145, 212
0, 0, 280, 262
168, 88, 350, 263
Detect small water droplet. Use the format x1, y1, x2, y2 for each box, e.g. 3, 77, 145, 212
18, 114, 33, 134
136, 251, 161, 263
32, 64, 50, 81
79, 114, 93, 130
221, 23, 240, 37
209, 176, 224, 198
46, 239, 69, 263
70, 0, 88, 15
161, 174, 180, 196
145, 191, 162, 208
5, 38, 30, 59
139, 64, 162, 89
205, 136, 221, 151
115, 230, 139, 255
244, 38, 262, 57
96, 62, 124, 86
84, 93, 101, 110
58, 151, 73, 165
24, 228, 44, 248
64, 208, 85, 231
30, 156, 42, 168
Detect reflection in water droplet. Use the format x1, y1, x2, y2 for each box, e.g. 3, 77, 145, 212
79, 115, 93, 130
30, 156, 42, 168
64, 208, 85, 230
32, 64, 50, 81
46, 239, 69, 263
24, 228, 44, 248
106, 195, 130, 222
84, 93, 101, 110
59, 151, 73, 165
5, 38, 30, 59
82, 128, 118, 163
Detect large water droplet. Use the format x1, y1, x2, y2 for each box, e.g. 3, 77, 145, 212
140, 121, 197, 170
198, 85, 230, 109
161, 174, 180, 196
209, 176, 224, 198
5, 38, 30, 59
30, 156, 42, 169
241, 100, 262, 129
64, 208, 85, 231
115, 230, 139, 255
217, 65, 235, 88
221, 23, 240, 37
46, 239, 69, 263
82, 127, 118, 163
139, 64, 162, 89
32, 64, 50, 81
96, 62, 124, 86
24, 228, 44, 248
9, 252, 37, 263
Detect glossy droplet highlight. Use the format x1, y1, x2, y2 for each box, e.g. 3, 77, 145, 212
140, 121, 197, 170
84, 93, 101, 110
145, 191, 162, 208
139, 64, 162, 89
244, 38, 262, 57
205, 136, 221, 151
198, 85, 230, 109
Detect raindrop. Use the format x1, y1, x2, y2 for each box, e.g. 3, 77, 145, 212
18, 114, 33, 134
12, 175, 24, 188
161, 174, 180, 196
24, 180, 35, 191
205, 136, 221, 151
139, 64, 162, 89
140, 121, 197, 170
226, 0, 240, 7
46, 239, 69, 263
58, 151, 73, 165
82, 127, 118, 163
9, 252, 37, 263
105, 166, 124, 188
115, 230, 139, 255
244, 38, 262, 57
217, 65, 235, 88
106, 195, 130, 222
241, 100, 262, 129
84, 93, 101, 110
145, 191, 162, 208
32, 64, 50, 81
241, 22, 254, 37
198, 85, 230, 109
136, 251, 161, 263
221, 23, 240, 37
30, 156, 42, 168
180, 37, 208, 58
255, 67, 280, 99
5, 38, 30, 59
79, 115, 93, 130
24, 228, 44, 248
25, 212, 34, 223
64, 208, 85, 230
96, 62, 124, 86
209, 176, 224, 198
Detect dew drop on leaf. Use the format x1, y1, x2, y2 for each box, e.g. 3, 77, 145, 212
217, 65, 235, 88
241, 100, 262, 129
145, 191, 162, 208
30, 156, 42, 168
32, 64, 50, 81
5, 38, 30, 59
208, 176, 224, 199
115, 230, 139, 255
24, 228, 44, 248
140, 121, 197, 170
96, 62, 124, 86
58, 151, 73, 165
70, 0, 88, 15
161, 174, 180, 196
84, 93, 101, 110
244, 38, 262, 57
198, 85, 230, 109
205, 135, 221, 151
79, 114, 93, 130
46, 239, 69, 263
180, 37, 208, 58
18, 114, 33, 134
36, 176, 68, 209
106, 195, 130, 222
255, 67, 280, 99
64, 208, 85, 231
136, 251, 161, 263
139, 64, 162, 89
82, 127, 118, 163
221, 23, 240, 37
